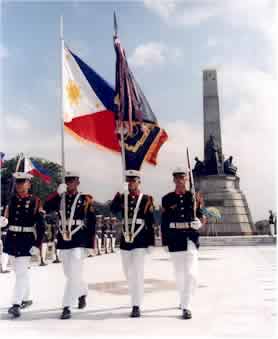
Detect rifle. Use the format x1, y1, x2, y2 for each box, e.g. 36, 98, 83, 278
4, 153, 24, 214
186, 147, 196, 219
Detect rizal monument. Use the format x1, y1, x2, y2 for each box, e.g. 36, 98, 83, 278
193, 69, 255, 236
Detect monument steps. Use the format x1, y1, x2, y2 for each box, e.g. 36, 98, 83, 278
199, 235, 276, 246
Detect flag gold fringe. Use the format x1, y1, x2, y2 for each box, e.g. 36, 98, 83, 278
64, 125, 121, 155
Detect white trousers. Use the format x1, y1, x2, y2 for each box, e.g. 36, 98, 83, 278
96, 237, 102, 253
121, 248, 146, 307
10, 256, 31, 305
40, 243, 48, 262
1, 252, 9, 271
270, 223, 275, 236
111, 237, 116, 251
59, 248, 88, 307
170, 240, 198, 310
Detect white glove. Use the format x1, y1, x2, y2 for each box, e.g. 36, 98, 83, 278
29, 246, 40, 256
0, 216, 8, 228
57, 183, 67, 195
163, 246, 169, 253
190, 218, 202, 230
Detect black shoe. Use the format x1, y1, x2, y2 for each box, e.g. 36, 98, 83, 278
53, 259, 61, 263
8, 304, 21, 318
21, 300, 33, 309
40, 262, 47, 266
60, 307, 71, 319
1, 269, 10, 273
182, 309, 192, 319
78, 295, 87, 309
130, 306, 141, 318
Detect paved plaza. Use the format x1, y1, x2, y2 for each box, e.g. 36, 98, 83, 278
0, 245, 276, 338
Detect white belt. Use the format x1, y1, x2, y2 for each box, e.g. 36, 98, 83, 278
9, 225, 35, 233
59, 219, 83, 227
122, 218, 143, 225
169, 219, 202, 230
169, 222, 190, 229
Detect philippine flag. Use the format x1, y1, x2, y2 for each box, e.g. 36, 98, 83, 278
63, 46, 120, 153
0, 152, 5, 168
24, 157, 51, 184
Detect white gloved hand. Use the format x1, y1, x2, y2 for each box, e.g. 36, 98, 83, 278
29, 246, 40, 256
57, 183, 67, 195
0, 216, 8, 228
190, 218, 202, 230
163, 246, 169, 253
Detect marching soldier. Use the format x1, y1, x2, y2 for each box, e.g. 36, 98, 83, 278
44, 171, 96, 320
110, 217, 117, 252
103, 217, 110, 254
95, 214, 103, 255
39, 222, 49, 266
110, 170, 155, 318
0, 172, 45, 318
1, 207, 10, 273
45, 212, 61, 263
161, 167, 203, 320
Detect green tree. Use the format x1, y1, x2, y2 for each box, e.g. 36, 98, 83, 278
1, 154, 62, 205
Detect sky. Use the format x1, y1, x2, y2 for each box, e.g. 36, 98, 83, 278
0, 0, 277, 222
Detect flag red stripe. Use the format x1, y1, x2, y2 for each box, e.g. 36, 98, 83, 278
29, 169, 51, 184
64, 110, 121, 152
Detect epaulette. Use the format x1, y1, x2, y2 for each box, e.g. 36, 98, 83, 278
84, 194, 94, 213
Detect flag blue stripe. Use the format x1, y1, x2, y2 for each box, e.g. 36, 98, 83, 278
31, 160, 50, 176
69, 50, 116, 113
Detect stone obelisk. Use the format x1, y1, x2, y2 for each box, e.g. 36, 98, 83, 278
194, 69, 254, 235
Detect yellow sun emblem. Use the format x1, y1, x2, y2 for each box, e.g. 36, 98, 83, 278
66, 80, 81, 106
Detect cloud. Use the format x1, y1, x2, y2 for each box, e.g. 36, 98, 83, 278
128, 42, 182, 68
143, 0, 275, 42
207, 37, 217, 48
218, 64, 276, 220
4, 114, 30, 131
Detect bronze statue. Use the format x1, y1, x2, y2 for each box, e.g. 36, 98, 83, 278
224, 156, 237, 176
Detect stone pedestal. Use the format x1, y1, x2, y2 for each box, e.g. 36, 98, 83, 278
195, 175, 255, 235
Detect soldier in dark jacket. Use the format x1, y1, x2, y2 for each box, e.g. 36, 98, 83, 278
110, 170, 155, 318
44, 171, 96, 320
0, 206, 10, 273
161, 167, 203, 320
1, 172, 45, 318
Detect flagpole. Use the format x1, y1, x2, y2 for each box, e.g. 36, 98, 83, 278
60, 15, 66, 232
119, 122, 129, 240
186, 147, 196, 219
114, 12, 129, 241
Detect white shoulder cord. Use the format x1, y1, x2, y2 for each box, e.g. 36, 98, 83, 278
130, 193, 144, 242
59, 192, 81, 238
